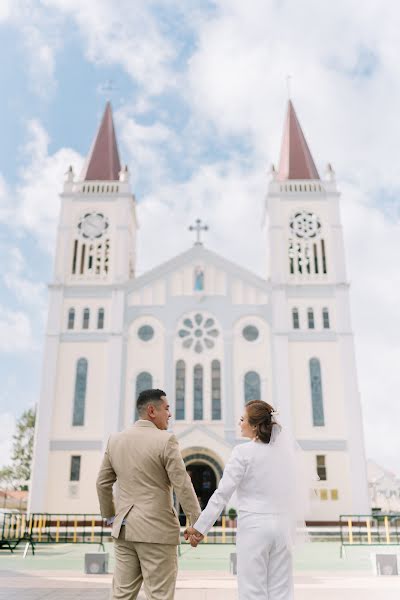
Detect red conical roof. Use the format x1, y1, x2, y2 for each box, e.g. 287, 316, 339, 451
82, 102, 121, 181
278, 100, 319, 181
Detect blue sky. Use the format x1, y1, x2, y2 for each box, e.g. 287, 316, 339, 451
0, 0, 399, 476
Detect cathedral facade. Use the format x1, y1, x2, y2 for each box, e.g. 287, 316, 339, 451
29, 101, 370, 521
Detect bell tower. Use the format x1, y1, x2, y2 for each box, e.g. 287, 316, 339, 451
29, 103, 136, 513
266, 100, 369, 518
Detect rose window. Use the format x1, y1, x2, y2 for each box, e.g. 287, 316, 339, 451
178, 313, 219, 353
290, 211, 321, 239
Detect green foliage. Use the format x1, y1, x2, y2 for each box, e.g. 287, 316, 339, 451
228, 507, 237, 521
0, 407, 36, 490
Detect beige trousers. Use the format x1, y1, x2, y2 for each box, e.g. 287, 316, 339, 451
112, 527, 178, 600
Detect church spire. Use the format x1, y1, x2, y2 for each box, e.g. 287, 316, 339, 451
81, 102, 121, 181
277, 100, 319, 181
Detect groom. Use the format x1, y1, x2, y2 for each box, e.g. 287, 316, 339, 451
96, 389, 201, 600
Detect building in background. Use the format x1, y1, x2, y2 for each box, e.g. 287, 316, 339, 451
29, 100, 370, 520
368, 460, 400, 512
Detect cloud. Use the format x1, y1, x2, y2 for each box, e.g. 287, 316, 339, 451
0, 307, 34, 353
15, 119, 82, 253
45, 0, 177, 97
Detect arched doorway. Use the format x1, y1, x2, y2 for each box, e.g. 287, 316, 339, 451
186, 464, 216, 509
178, 449, 223, 524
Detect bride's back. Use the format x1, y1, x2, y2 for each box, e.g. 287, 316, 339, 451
235, 429, 296, 515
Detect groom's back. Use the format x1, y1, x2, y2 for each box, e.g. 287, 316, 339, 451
109, 422, 172, 509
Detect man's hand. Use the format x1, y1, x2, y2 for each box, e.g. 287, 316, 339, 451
184, 526, 204, 547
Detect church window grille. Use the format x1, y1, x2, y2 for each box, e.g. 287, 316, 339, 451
211, 360, 222, 420
242, 325, 259, 342
244, 371, 261, 403
316, 455, 327, 481
321, 239, 327, 274
175, 360, 185, 420
72, 241, 78, 274
310, 359, 325, 426
322, 308, 330, 329
178, 313, 219, 353
70, 456, 81, 481
292, 308, 300, 329
97, 308, 105, 330
193, 365, 203, 420
83, 308, 90, 330
80, 245, 86, 274
307, 308, 315, 329
135, 372, 153, 421
138, 325, 154, 341
68, 308, 75, 330
288, 211, 327, 278
72, 358, 88, 426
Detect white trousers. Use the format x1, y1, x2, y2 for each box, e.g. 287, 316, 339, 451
236, 512, 294, 600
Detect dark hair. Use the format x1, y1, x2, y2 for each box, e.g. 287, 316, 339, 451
136, 389, 166, 415
245, 400, 278, 444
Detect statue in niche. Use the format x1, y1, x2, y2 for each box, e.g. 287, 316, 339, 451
194, 267, 204, 291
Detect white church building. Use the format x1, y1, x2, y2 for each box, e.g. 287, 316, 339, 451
29, 101, 370, 521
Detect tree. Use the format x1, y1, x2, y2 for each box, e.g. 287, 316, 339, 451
0, 407, 36, 490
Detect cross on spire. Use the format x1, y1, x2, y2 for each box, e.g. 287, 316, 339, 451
189, 218, 208, 246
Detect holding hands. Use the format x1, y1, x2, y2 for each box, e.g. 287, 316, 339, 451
184, 526, 204, 547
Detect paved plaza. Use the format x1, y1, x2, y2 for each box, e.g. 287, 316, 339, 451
1, 542, 400, 599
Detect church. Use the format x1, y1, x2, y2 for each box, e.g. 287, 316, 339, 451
29, 100, 370, 521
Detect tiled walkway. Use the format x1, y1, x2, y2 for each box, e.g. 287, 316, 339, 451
2, 570, 400, 599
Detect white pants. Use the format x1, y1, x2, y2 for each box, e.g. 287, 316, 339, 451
236, 512, 294, 600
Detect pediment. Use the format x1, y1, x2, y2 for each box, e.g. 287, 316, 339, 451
127, 245, 269, 306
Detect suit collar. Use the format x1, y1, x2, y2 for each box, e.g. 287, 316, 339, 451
134, 420, 158, 429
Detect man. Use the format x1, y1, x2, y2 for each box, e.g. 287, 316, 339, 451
96, 389, 201, 599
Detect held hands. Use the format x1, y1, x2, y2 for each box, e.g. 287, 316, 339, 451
184, 526, 204, 548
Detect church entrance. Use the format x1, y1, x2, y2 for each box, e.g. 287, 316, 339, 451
177, 451, 223, 525
186, 463, 217, 510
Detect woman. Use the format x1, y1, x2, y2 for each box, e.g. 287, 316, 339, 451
185, 400, 306, 600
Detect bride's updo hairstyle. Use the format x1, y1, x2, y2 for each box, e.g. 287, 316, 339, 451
245, 400, 278, 444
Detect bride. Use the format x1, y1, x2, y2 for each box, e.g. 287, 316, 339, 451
184, 400, 309, 600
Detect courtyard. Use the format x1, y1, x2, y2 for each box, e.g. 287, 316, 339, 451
1, 541, 400, 599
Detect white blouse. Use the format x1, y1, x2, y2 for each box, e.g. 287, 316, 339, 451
194, 435, 296, 536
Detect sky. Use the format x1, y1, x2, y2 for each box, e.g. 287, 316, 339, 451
0, 0, 399, 475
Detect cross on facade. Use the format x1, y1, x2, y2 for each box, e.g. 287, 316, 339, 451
189, 218, 209, 246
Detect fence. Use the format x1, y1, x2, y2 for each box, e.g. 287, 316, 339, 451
339, 513, 400, 557
0, 513, 105, 555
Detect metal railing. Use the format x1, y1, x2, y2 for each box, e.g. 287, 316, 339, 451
339, 513, 400, 557
0, 512, 105, 555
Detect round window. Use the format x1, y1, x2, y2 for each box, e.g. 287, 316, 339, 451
242, 325, 259, 342
138, 325, 154, 341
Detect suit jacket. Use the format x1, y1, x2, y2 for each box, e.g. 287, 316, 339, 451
96, 420, 201, 544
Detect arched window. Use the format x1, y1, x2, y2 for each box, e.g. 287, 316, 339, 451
211, 360, 221, 420
97, 308, 105, 330
292, 308, 300, 329
309, 358, 325, 426
322, 307, 330, 329
67, 308, 75, 330
244, 371, 261, 403
135, 372, 153, 420
72, 358, 88, 426
193, 364, 203, 420
175, 360, 185, 420
307, 308, 315, 329
82, 308, 90, 330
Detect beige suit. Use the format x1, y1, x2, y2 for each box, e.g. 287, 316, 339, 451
96, 420, 201, 599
